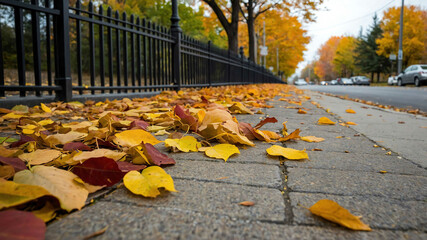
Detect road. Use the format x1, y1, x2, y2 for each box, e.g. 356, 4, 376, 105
299, 85, 427, 112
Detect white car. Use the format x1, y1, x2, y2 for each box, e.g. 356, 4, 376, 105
388, 76, 397, 85
294, 79, 308, 85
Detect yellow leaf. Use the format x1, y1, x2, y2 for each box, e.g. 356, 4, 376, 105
14, 166, 89, 212
266, 145, 308, 160
18, 149, 62, 165
204, 144, 240, 161
147, 125, 168, 132
279, 129, 301, 142
164, 136, 201, 152
297, 109, 307, 114
309, 199, 372, 231
38, 119, 54, 126
260, 130, 281, 140
154, 130, 170, 136
0, 181, 52, 210
128, 146, 150, 165
22, 128, 35, 135
301, 136, 325, 143
0, 165, 15, 179
123, 167, 176, 198
113, 129, 161, 147
282, 121, 288, 136
32, 201, 57, 222
40, 103, 52, 113
346, 109, 356, 114
71, 149, 126, 163
346, 121, 357, 125
229, 102, 254, 114
198, 109, 233, 132
317, 117, 336, 125
44, 131, 87, 146
2, 113, 25, 119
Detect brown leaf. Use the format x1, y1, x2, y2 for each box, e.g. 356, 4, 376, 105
254, 117, 278, 129
140, 143, 176, 166
239, 201, 255, 206
0, 210, 46, 240
0, 156, 27, 172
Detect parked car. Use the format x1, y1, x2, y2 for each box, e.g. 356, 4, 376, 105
330, 80, 338, 85
387, 75, 397, 85
350, 76, 370, 85
294, 79, 308, 86
397, 64, 427, 87
320, 81, 327, 85
337, 78, 353, 85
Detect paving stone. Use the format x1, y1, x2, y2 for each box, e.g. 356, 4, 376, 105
46, 201, 426, 240
104, 179, 285, 222
285, 151, 427, 176
287, 168, 427, 201
290, 192, 427, 231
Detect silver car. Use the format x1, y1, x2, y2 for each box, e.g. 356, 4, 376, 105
397, 64, 427, 87
351, 76, 370, 85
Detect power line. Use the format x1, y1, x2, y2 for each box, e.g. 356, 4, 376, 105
307, 0, 395, 32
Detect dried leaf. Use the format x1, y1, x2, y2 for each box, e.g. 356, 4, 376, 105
113, 129, 161, 147
309, 199, 371, 231
239, 201, 255, 206
266, 145, 308, 160
317, 117, 336, 125
71, 149, 126, 163
165, 136, 201, 152
14, 166, 88, 211
32, 201, 57, 222
346, 121, 357, 125
40, 103, 52, 113
140, 143, 176, 166
72, 157, 125, 186
116, 161, 147, 172
297, 109, 307, 114
279, 129, 301, 142
346, 109, 356, 114
204, 144, 240, 162
0, 165, 15, 179
83, 226, 108, 240
18, 149, 62, 165
123, 167, 177, 198
282, 121, 288, 136
0, 156, 27, 172
0, 137, 18, 143
174, 105, 198, 131
254, 117, 278, 129
63, 142, 93, 151
9, 135, 35, 148
45, 131, 87, 146
229, 102, 253, 114
0, 181, 52, 210
301, 136, 325, 143
0, 210, 46, 240
129, 119, 149, 130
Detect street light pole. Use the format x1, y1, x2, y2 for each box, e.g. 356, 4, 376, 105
397, 0, 404, 74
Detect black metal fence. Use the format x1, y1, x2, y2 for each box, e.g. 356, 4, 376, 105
0, 0, 282, 108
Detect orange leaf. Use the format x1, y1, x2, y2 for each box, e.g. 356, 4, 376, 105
239, 201, 255, 206
297, 109, 307, 114
317, 117, 336, 125
279, 129, 300, 141
346, 109, 356, 114
309, 199, 371, 231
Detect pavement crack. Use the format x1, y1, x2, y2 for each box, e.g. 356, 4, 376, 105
291, 190, 425, 202
171, 176, 280, 189
279, 158, 294, 225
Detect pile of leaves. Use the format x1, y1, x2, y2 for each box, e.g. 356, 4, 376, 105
0, 84, 370, 238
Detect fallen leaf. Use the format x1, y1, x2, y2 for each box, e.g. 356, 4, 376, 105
311, 148, 323, 151
239, 201, 255, 206
40, 103, 52, 113
266, 145, 308, 160
0, 156, 27, 172
113, 129, 161, 147
0, 210, 46, 239
140, 143, 176, 166
281, 121, 288, 136
297, 109, 307, 114
0, 165, 15, 179
116, 161, 147, 172
63, 142, 93, 151
123, 167, 176, 198
379, 170, 387, 174
83, 226, 109, 240
32, 201, 57, 222
44, 131, 87, 146
385, 151, 392, 155
72, 157, 126, 186
0, 181, 52, 210
72, 149, 126, 163
204, 144, 240, 161
164, 136, 201, 152
0, 137, 18, 143
174, 105, 199, 131
18, 149, 62, 165
9, 135, 35, 148
309, 199, 371, 231
229, 102, 253, 114
14, 166, 88, 211
279, 129, 300, 142
301, 136, 325, 143
336, 136, 344, 139
346, 122, 357, 125
317, 117, 336, 125
346, 109, 356, 114
254, 117, 278, 129
129, 119, 149, 130
398, 121, 405, 124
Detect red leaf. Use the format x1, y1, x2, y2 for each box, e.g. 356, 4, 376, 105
174, 105, 198, 131
0, 210, 45, 240
254, 117, 278, 129
0, 156, 27, 172
9, 135, 35, 148
239, 122, 257, 140
129, 120, 149, 130
116, 161, 147, 172
72, 157, 125, 186
95, 139, 119, 150
63, 142, 92, 151
141, 143, 176, 166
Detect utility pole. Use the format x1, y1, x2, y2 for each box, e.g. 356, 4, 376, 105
263, 21, 266, 67
276, 47, 279, 74
397, 0, 404, 74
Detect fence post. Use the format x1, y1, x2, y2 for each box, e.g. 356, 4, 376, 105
208, 41, 212, 87
53, 0, 72, 101
171, 0, 181, 91
239, 46, 244, 83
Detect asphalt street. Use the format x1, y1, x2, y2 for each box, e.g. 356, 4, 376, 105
299, 85, 427, 112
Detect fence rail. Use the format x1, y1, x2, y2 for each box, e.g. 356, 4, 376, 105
0, 0, 283, 108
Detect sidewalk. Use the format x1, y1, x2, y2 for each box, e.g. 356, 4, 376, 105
45, 89, 427, 239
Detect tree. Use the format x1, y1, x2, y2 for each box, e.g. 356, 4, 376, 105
333, 36, 358, 78
300, 61, 319, 83
354, 14, 389, 82
240, 0, 324, 61
376, 5, 427, 68
203, 0, 240, 53
314, 36, 342, 80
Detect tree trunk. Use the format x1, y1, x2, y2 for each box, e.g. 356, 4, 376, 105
247, 0, 256, 61
371, 72, 374, 82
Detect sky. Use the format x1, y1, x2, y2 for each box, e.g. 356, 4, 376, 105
296, 0, 427, 76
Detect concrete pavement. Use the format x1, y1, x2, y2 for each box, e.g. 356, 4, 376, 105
46, 89, 427, 239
